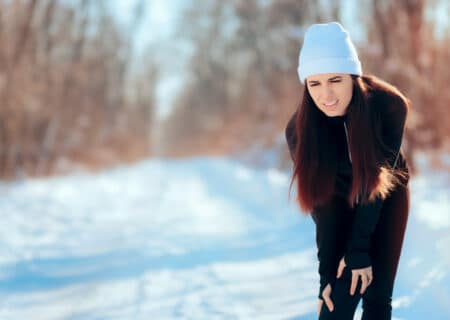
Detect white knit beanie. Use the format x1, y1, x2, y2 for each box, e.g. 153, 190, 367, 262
297, 22, 362, 84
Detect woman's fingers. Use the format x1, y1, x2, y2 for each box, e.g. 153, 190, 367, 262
336, 257, 346, 279
363, 269, 374, 293
360, 273, 369, 294
318, 299, 323, 316
350, 272, 358, 295
336, 264, 344, 279
322, 284, 334, 312
368, 273, 373, 285
349, 267, 374, 295
323, 293, 334, 312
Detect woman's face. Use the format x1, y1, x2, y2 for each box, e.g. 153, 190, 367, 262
306, 73, 353, 117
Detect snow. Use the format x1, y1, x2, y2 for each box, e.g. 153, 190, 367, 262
0, 154, 449, 319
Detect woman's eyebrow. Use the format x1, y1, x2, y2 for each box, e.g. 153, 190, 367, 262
328, 76, 342, 81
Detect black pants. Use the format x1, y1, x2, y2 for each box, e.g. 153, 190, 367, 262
318, 183, 410, 320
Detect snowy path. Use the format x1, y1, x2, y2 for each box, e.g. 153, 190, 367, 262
0, 156, 449, 319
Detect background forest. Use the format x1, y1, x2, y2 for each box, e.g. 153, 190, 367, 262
0, 0, 449, 178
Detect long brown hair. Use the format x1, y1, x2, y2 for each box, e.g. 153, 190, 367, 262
289, 74, 410, 214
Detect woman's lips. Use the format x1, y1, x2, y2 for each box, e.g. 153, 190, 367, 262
323, 100, 338, 108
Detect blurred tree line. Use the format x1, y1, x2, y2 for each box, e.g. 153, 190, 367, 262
0, 0, 157, 178
1, 0, 448, 179
162, 0, 450, 173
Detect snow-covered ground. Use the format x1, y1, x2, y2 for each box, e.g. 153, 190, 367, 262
0, 155, 449, 319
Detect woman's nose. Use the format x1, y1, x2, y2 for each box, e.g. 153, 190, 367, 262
322, 86, 334, 100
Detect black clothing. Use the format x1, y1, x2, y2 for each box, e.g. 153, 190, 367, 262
285, 89, 410, 319
317, 182, 409, 320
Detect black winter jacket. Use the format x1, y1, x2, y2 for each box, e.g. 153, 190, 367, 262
285, 89, 410, 299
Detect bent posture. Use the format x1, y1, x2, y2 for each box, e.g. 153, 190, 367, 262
285, 22, 410, 320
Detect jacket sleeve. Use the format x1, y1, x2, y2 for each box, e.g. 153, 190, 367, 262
345, 94, 408, 270
285, 112, 298, 162
311, 200, 341, 300
285, 112, 338, 299
379, 95, 408, 169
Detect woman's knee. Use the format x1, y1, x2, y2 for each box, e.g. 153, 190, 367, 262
361, 284, 393, 320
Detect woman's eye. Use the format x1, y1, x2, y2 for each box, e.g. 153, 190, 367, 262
309, 80, 341, 87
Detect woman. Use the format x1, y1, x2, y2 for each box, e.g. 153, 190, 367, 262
285, 22, 410, 320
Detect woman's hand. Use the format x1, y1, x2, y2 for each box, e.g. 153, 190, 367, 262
336, 256, 373, 295
318, 283, 334, 315
318, 299, 322, 315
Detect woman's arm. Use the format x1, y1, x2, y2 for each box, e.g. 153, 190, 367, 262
379, 93, 408, 169
345, 93, 408, 270
344, 198, 383, 269
285, 112, 338, 299
311, 200, 340, 300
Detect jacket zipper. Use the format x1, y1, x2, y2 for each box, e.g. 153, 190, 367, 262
392, 149, 399, 169
343, 121, 352, 164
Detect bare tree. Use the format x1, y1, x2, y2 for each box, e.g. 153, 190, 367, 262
0, 0, 158, 178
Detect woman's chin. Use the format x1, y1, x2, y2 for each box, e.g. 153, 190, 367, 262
325, 110, 345, 117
